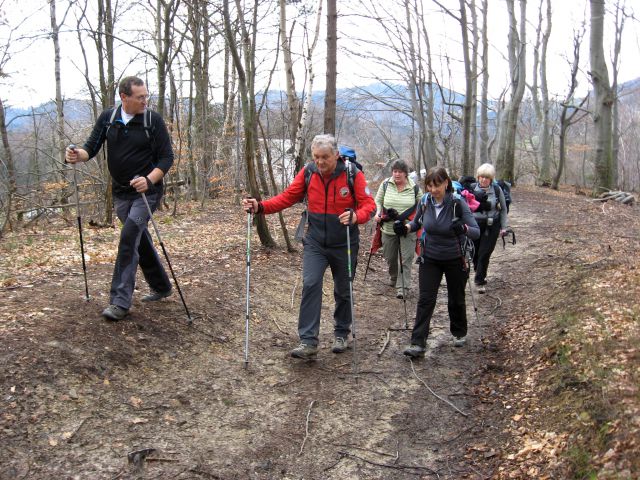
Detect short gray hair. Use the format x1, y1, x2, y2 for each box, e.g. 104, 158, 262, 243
311, 134, 339, 154
476, 163, 496, 180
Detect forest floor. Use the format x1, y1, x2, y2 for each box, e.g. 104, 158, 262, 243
0, 185, 638, 480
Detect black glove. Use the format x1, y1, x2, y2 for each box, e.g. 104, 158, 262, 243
385, 208, 398, 221
393, 220, 407, 237
450, 220, 467, 236
474, 190, 488, 203
144, 176, 156, 193
478, 199, 491, 212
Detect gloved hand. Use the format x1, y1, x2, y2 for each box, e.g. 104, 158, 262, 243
450, 220, 467, 236
478, 199, 491, 212
385, 208, 399, 221
393, 220, 407, 237
474, 190, 488, 203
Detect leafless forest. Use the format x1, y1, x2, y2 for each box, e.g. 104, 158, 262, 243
1, 2, 639, 479
0, 0, 638, 238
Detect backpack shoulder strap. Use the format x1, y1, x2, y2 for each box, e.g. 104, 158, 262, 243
381, 178, 391, 206
104, 106, 120, 138
345, 160, 357, 198
303, 162, 317, 191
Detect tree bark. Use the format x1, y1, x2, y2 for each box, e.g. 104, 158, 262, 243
323, 0, 337, 135
478, 0, 490, 165
0, 98, 15, 234
589, 0, 614, 191
223, 0, 275, 247
495, 0, 527, 183
279, 0, 300, 166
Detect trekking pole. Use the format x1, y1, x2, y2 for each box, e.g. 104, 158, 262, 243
68, 145, 90, 301
244, 210, 252, 368
344, 209, 358, 377
397, 236, 408, 329
463, 238, 479, 323
135, 176, 193, 324
362, 223, 377, 282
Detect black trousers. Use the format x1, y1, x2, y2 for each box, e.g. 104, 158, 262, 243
410, 257, 468, 347
473, 219, 500, 284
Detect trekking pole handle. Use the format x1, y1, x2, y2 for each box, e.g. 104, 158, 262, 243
343, 208, 354, 226
133, 175, 162, 242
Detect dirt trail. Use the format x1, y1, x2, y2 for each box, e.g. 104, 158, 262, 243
0, 186, 634, 479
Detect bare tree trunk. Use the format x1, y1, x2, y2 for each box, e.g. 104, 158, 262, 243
478, 0, 490, 165
223, 0, 275, 247
323, 0, 336, 134
534, 0, 552, 186
610, 0, 627, 189
49, 0, 66, 168
589, 0, 614, 191
279, 0, 300, 162
0, 98, 15, 235
495, 0, 527, 183
553, 30, 585, 190
469, 0, 479, 170
294, 0, 323, 170
458, 0, 473, 176
153, 0, 182, 119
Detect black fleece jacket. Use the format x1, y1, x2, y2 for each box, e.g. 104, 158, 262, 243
82, 106, 174, 196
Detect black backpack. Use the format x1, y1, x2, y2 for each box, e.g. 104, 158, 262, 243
495, 180, 512, 213
458, 175, 511, 213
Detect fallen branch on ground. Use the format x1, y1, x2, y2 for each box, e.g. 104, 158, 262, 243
378, 330, 390, 356
299, 400, 315, 455
591, 190, 635, 205
409, 360, 469, 417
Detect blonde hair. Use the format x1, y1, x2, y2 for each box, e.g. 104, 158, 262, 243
476, 163, 496, 180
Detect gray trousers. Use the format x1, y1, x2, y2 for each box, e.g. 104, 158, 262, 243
110, 192, 171, 309
381, 231, 415, 295
298, 240, 358, 346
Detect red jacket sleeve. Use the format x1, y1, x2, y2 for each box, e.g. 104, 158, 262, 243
261, 168, 307, 214
352, 171, 376, 224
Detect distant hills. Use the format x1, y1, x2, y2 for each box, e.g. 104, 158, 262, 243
5, 76, 639, 132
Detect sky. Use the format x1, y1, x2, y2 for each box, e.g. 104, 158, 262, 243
1, 0, 639, 110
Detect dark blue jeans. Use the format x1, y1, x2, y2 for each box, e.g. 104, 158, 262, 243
110, 192, 171, 309
298, 240, 359, 346
410, 257, 468, 347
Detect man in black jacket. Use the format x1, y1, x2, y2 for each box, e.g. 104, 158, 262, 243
65, 76, 174, 320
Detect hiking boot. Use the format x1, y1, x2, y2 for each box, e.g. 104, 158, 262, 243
290, 343, 318, 359
396, 291, 404, 299
102, 304, 128, 321
453, 336, 467, 347
332, 336, 348, 353
403, 344, 426, 358
141, 288, 172, 302
476, 284, 486, 294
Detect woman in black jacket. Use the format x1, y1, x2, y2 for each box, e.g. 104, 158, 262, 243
394, 167, 480, 357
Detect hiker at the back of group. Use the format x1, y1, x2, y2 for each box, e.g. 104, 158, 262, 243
470, 163, 509, 294
242, 134, 376, 360
396, 167, 480, 358
64, 76, 174, 321
374, 159, 422, 299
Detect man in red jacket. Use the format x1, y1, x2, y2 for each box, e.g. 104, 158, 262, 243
243, 134, 376, 359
